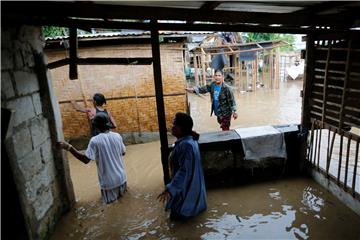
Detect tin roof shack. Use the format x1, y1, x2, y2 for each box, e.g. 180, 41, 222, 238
190, 39, 289, 92
45, 32, 203, 145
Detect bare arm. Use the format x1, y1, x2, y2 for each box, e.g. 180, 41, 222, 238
108, 112, 117, 128
71, 100, 89, 113
57, 141, 91, 164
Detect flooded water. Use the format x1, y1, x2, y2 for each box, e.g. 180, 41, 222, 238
51, 80, 360, 239
189, 80, 303, 133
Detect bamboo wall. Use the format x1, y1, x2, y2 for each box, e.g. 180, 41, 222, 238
45, 43, 186, 139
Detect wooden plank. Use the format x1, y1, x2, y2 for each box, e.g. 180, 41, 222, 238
150, 24, 170, 185
322, 40, 332, 123
352, 140, 359, 196
194, 54, 199, 86
4, 2, 356, 28
344, 135, 352, 191
326, 128, 337, 177
275, 47, 280, 88
269, 49, 273, 89
201, 51, 206, 86
69, 27, 78, 80
339, 39, 353, 130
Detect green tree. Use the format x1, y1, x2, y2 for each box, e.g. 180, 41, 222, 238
243, 33, 295, 51
42, 26, 69, 38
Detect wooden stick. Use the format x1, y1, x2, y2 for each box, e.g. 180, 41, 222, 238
275, 47, 280, 88
322, 40, 332, 123
326, 128, 337, 177
262, 49, 265, 88
339, 39, 352, 130
314, 120, 320, 167
194, 54, 199, 86
352, 140, 359, 197
338, 132, 344, 185
201, 51, 206, 86
317, 123, 323, 170
269, 49, 274, 89
344, 135, 352, 191
308, 119, 315, 163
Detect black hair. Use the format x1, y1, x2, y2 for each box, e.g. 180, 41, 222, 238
215, 69, 224, 75
93, 112, 112, 131
174, 112, 193, 136
93, 93, 106, 106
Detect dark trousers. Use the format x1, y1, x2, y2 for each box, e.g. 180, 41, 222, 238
217, 115, 232, 131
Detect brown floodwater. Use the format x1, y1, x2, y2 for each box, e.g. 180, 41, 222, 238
51, 80, 360, 240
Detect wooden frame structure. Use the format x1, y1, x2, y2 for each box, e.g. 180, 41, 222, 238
3, 1, 359, 186
191, 40, 288, 91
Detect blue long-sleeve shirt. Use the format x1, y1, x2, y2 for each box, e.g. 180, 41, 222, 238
166, 136, 207, 217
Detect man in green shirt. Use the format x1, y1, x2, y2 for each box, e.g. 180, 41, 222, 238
186, 69, 238, 131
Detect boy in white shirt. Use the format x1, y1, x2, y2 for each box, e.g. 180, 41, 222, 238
58, 112, 127, 204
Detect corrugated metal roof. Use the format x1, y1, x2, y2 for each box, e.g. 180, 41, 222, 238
45, 31, 214, 41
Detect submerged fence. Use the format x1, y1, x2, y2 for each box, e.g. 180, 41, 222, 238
307, 119, 359, 199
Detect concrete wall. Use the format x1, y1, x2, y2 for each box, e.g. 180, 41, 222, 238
45, 43, 187, 142
1, 25, 74, 239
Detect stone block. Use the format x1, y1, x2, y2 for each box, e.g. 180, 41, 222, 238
33, 187, 54, 220
40, 139, 54, 165
5, 96, 36, 126
18, 148, 43, 182
1, 71, 15, 99
30, 116, 50, 148
25, 163, 55, 202
1, 48, 14, 70
32, 93, 43, 115
14, 71, 39, 95
202, 150, 234, 171
7, 126, 33, 160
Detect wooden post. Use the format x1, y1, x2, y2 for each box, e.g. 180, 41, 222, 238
344, 136, 352, 191
69, 27, 78, 80
352, 140, 359, 196
194, 53, 199, 86
255, 51, 258, 88
339, 39, 352, 130
275, 47, 280, 88
269, 49, 273, 89
322, 40, 332, 123
262, 50, 265, 88
151, 23, 170, 185
337, 132, 344, 185
252, 60, 256, 92
201, 49, 206, 86
246, 61, 249, 91
301, 33, 315, 130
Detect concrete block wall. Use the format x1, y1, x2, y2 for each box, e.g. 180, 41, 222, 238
1, 25, 74, 239
46, 43, 187, 139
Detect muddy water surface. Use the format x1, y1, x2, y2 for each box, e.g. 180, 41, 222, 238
51, 80, 360, 239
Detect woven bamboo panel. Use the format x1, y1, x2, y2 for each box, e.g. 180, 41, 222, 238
46, 43, 186, 138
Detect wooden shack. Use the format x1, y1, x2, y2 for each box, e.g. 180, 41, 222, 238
190, 38, 288, 91
45, 32, 202, 143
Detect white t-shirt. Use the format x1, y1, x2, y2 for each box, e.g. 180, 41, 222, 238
85, 131, 127, 190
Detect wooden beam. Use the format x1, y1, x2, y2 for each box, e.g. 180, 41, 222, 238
69, 27, 78, 80
293, 2, 353, 15
301, 33, 315, 129
47, 58, 153, 69
2, 2, 357, 28
187, 1, 222, 24
150, 22, 170, 185
4, 14, 358, 35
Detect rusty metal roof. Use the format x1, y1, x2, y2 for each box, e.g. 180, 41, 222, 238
45, 31, 214, 41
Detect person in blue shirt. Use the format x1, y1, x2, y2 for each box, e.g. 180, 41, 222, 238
186, 69, 238, 131
157, 112, 207, 220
